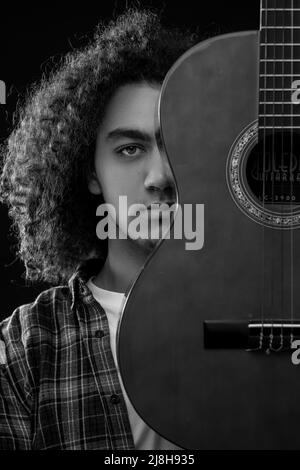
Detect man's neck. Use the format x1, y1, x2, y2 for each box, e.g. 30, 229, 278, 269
92, 238, 155, 293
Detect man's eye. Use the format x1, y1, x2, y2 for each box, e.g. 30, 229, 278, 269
117, 145, 143, 157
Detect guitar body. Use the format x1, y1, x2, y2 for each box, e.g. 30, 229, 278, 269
118, 31, 300, 449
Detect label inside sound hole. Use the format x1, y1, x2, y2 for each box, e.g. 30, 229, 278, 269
226, 122, 300, 228
246, 130, 300, 205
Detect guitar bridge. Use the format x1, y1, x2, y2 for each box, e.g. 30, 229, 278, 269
203, 320, 300, 352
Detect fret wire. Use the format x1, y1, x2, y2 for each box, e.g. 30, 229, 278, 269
259, 101, 297, 103
259, 114, 300, 116
260, 59, 300, 61
262, 26, 300, 29
260, 66, 300, 73
261, 25, 300, 28
260, 43, 300, 45
260, 74, 300, 76
260, 34, 300, 41
260, 126, 300, 128
262, 0, 300, 9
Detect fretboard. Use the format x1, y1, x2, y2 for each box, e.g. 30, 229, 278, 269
259, 0, 300, 130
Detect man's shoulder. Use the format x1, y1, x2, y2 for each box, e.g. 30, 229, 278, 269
0, 285, 73, 347
0, 256, 104, 353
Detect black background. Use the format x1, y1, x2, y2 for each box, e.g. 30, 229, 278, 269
0, 0, 260, 320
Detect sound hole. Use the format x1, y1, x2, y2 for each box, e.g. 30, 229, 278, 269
246, 131, 300, 208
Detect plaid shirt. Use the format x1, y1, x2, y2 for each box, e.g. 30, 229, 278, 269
0, 258, 135, 450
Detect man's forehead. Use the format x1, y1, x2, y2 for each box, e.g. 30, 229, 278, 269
102, 83, 160, 126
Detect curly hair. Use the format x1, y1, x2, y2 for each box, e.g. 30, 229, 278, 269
0, 8, 197, 285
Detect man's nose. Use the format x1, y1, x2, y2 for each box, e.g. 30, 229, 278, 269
144, 147, 176, 195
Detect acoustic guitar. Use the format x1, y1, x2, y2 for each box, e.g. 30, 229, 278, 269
118, 0, 300, 449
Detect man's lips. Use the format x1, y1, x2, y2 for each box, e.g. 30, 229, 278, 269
146, 201, 176, 210
127, 202, 176, 216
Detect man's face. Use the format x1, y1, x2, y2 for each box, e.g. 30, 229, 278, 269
88, 82, 176, 250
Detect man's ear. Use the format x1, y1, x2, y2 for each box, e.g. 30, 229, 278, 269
88, 171, 102, 195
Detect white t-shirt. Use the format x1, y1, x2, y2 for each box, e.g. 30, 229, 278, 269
86, 277, 181, 450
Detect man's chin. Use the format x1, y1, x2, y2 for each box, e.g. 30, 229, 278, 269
128, 234, 161, 252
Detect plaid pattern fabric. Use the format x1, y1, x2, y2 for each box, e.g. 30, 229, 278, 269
0, 259, 135, 450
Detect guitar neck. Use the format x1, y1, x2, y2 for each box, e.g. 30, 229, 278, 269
259, 0, 300, 131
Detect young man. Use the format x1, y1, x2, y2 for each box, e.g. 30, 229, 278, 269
0, 9, 196, 449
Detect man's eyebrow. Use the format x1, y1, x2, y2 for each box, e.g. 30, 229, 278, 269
105, 127, 154, 143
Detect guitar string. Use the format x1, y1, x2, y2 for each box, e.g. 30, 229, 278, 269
264, 0, 274, 352
275, 0, 286, 351
262, 0, 268, 349
268, 0, 280, 351
269, 0, 285, 352
269, 0, 277, 352
268, 0, 276, 352
272, 0, 276, 351
257, 0, 267, 351
278, 0, 284, 350
247, 0, 266, 352
270, 0, 280, 351
290, 0, 294, 348
272, 0, 286, 352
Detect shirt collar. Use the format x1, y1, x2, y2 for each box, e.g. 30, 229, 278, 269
68, 257, 106, 311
